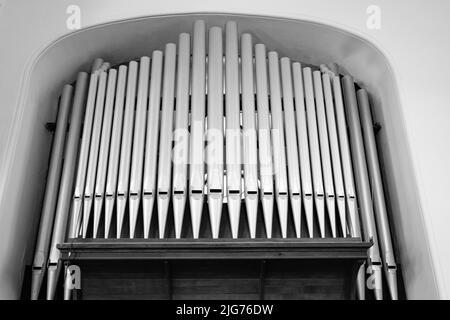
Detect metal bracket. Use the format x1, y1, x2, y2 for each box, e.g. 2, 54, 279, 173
45, 122, 56, 132
374, 122, 382, 135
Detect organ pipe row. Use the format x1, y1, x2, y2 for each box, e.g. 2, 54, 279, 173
31, 20, 398, 300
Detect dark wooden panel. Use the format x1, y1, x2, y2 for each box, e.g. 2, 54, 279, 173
58, 239, 369, 300
170, 260, 261, 278
69, 259, 359, 300
170, 260, 261, 300
79, 260, 168, 300
172, 279, 260, 300
264, 279, 346, 300
262, 260, 351, 300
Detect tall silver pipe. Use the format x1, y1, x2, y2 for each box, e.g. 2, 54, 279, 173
255, 43, 274, 238
142, 51, 163, 239
104, 65, 127, 239
31, 84, 73, 300
129, 56, 150, 239
207, 26, 224, 239
331, 73, 365, 299
172, 33, 191, 239
280, 57, 302, 238
357, 89, 398, 300
157, 43, 177, 238
268, 51, 289, 238
189, 20, 206, 239
292, 63, 314, 238
116, 61, 138, 238
93, 68, 117, 238
46, 72, 89, 300
225, 21, 242, 239
240, 33, 259, 239
342, 75, 383, 300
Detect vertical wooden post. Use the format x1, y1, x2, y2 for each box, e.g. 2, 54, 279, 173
259, 260, 266, 300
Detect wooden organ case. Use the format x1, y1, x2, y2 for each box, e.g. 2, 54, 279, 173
28, 19, 403, 300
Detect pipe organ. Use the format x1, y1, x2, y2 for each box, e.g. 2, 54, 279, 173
31, 20, 400, 300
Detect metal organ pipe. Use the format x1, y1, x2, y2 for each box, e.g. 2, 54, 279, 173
255, 43, 275, 238
45, 71, 89, 300
280, 57, 302, 238
268, 51, 289, 238
82, 70, 108, 238
313, 70, 336, 238
189, 20, 206, 239
207, 26, 224, 239
70, 68, 101, 238
143, 51, 163, 239
342, 75, 383, 300
104, 65, 127, 239
292, 63, 314, 238
357, 89, 398, 300
93, 69, 117, 239
172, 33, 191, 239
240, 33, 259, 239
31, 20, 400, 300
31, 84, 73, 300
116, 61, 138, 238
129, 56, 150, 239
157, 43, 177, 239
225, 21, 242, 239
303, 67, 326, 238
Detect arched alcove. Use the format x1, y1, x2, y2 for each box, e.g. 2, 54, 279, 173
0, 13, 436, 299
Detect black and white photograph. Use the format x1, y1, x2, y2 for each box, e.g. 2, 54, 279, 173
0, 0, 448, 308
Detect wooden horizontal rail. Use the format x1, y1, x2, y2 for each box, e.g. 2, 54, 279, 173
58, 238, 371, 261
